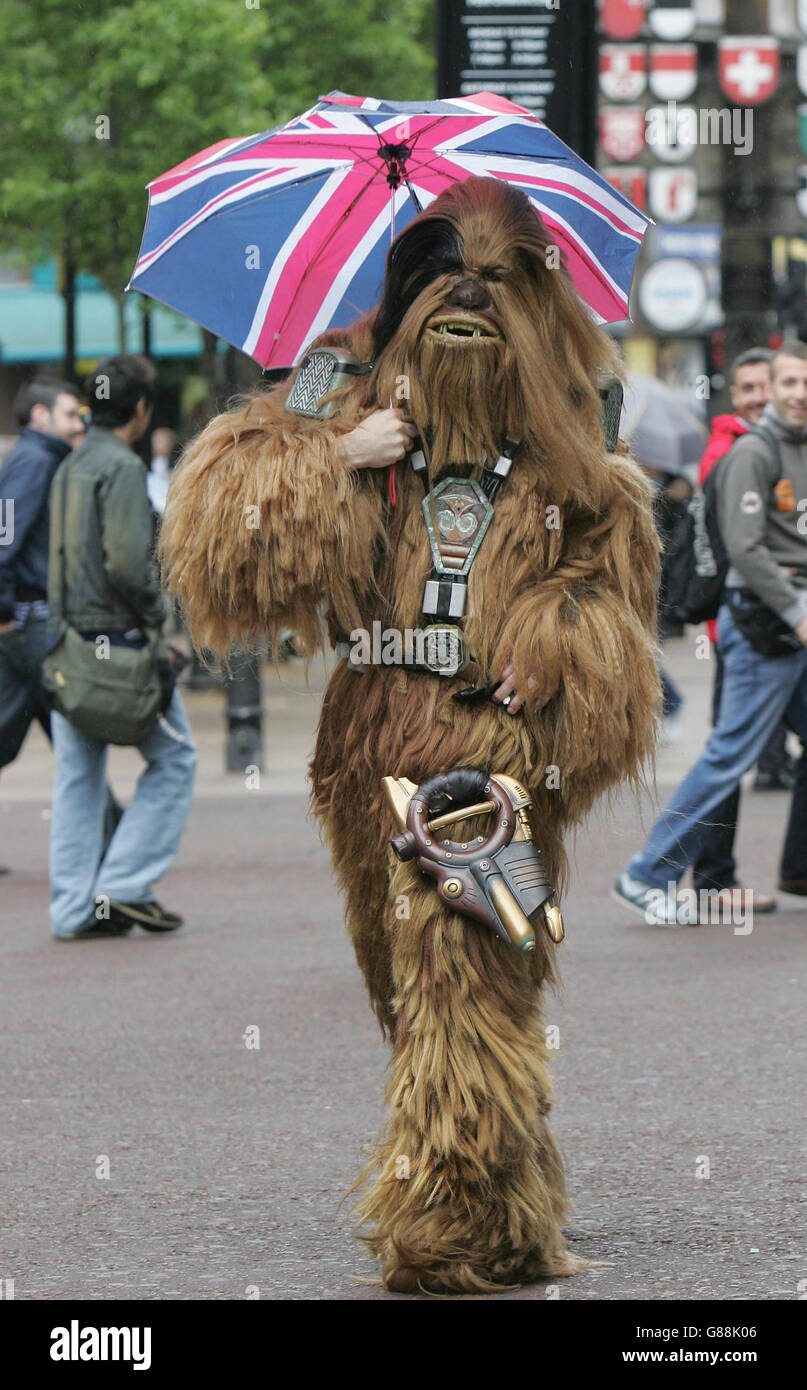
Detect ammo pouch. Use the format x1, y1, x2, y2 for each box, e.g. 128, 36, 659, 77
726, 588, 803, 659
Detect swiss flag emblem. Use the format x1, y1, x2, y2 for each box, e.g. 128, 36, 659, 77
602, 165, 648, 212
600, 107, 646, 162
648, 43, 697, 101
718, 38, 780, 105
600, 0, 647, 42
600, 44, 647, 102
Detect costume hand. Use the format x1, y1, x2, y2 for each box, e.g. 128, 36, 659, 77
796, 615, 807, 648
338, 409, 417, 471
0, 620, 16, 635
492, 662, 558, 715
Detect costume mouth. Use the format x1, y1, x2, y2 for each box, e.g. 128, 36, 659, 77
425, 313, 502, 343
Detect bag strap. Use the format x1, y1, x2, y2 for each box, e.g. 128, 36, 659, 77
709, 421, 784, 509
744, 423, 784, 489
54, 459, 70, 627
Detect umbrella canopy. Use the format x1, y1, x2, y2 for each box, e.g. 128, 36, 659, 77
129, 90, 651, 369
621, 373, 708, 477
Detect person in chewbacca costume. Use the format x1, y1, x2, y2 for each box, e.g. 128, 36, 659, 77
160, 175, 660, 1293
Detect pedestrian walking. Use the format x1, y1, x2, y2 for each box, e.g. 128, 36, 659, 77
0, 378, 85, 874
689, 349, 780, 910
47, 355, 196, 941
615, 343, 807, 924
147, 426, 176, 518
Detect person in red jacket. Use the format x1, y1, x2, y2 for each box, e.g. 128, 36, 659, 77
691, 349, 780, 912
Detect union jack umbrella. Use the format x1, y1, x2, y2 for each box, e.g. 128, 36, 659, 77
129, 91, 651, 369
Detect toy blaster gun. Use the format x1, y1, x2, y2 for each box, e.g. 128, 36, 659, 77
382, 767, 564, 955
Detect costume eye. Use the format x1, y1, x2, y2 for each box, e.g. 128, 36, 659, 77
485, 269, 502, 282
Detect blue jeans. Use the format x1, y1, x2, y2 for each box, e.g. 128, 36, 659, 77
627, 606, 807, 889
50, 691, 197, 935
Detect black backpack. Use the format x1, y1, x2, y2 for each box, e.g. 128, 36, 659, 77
666, 424, 782, 627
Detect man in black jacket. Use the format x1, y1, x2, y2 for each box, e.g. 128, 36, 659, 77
0, 379, 85, 873
48, 355, 196, 940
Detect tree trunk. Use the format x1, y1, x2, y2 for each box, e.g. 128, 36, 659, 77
61, 241, 76, 383
142, 297, 152, 356
116, 292, 128, 352
200, 328, 219, 423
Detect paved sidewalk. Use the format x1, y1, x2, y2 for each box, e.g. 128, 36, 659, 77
1, 636, 805, 1300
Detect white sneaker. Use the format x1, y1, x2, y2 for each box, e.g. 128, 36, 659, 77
612, 872, 696, 927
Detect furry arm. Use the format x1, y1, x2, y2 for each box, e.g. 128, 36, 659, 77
492, 457, 661, 800
159, 391, 385, 655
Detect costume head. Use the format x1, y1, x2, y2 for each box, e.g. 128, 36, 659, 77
369, 175, 619, 498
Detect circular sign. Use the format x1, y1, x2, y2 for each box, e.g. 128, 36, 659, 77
638, 258, 708, 331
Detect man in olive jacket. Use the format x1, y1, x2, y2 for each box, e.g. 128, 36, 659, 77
48, 355, 196, 940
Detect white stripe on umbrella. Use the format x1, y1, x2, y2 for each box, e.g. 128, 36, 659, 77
430, 150, 649, 238
148, 155, 347, 206
242, 166, 352, 357
295, 182, 413, 358
524, 195, 630, 307
136, 161, 349, 276
296, 109, 398, 135
434, 113, 545, 151
149, 134, 266, 184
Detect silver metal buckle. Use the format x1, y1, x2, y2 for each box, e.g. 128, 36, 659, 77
420, 624, 471, 677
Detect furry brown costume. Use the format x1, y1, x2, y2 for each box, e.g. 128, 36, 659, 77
161, 177, 660, 1293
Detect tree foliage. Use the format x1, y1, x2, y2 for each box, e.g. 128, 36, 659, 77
0, 0, 435, 301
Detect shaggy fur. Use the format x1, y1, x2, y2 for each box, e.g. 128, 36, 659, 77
161, 176, 661, 1293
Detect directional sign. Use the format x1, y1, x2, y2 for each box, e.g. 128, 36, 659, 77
437, 0, 598, 162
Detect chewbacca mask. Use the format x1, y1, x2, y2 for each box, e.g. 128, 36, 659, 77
161, 176, 660, 1293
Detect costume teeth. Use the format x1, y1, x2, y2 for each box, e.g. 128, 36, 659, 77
435, 320, 489, 337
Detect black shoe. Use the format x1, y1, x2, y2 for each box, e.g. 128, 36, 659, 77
753, 768, 796, 791
109, 898, 183, 932
779, 878, 807, 896
56, 915, 134, 941
0, 865, 9, 875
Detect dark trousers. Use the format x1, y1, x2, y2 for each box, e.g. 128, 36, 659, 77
691, 650, 740, 892
0, 616, 51, 767
780, 747, 807, 882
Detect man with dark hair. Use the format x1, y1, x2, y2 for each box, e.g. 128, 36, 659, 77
47, 354, 196, 940
0, 377, 85, 871
616, 344, 807, 923
87, 353, 157, 428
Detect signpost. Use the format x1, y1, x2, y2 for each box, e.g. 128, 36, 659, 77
437, 0, 598, 164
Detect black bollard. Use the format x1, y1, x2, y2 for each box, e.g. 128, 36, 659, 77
225, 646, 263, 774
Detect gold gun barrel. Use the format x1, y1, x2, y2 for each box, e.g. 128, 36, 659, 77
427, 800, 496, 833
488, 876, 536, 954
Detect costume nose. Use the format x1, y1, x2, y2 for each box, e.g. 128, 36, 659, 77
446, 278, 491, 312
